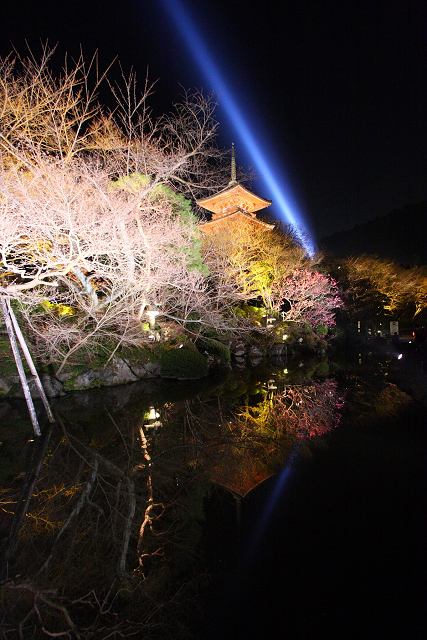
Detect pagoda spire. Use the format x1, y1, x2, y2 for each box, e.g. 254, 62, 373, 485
230, 143, 237, 184
196, 145, 274, 235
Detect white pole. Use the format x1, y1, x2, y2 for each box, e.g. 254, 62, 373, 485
0, 298, 41, 437
6, 299, 55, 423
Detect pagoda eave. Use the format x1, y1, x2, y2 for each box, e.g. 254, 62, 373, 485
199, 210, 274, 235
197, 182, 272, 215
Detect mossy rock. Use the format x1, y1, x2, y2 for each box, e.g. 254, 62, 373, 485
160, 346, 209, 379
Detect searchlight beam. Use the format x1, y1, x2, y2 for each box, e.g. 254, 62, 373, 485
158, 0, 315, 254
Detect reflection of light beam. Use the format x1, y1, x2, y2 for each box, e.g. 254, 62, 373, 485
242, 446, 299, 564
158, 0, 315, 255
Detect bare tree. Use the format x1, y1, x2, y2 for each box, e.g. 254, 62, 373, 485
0, 44, 111, 164
0, 47, 238, 368
0, 155, 235, 368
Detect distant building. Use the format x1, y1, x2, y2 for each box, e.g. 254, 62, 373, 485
197, 144, 274, 235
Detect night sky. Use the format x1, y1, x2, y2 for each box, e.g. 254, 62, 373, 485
1, 0, 426, 244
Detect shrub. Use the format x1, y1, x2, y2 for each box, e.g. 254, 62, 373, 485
195, 337, 231, 364
160, 346, 209, 379
316, 324, 328, 337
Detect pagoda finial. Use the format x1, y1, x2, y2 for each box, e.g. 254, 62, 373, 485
230, 143, 237, 184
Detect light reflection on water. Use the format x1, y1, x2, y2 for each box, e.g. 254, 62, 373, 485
199, 348, 427, 640
241, 445, 300, 566
0, 356, 345, 638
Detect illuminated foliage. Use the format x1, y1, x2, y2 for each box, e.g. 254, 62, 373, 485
340, 255, 427, 320
202, 224, 308, 308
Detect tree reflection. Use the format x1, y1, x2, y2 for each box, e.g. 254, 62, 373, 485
239, 378, 345, 438
0, 366, 344, 637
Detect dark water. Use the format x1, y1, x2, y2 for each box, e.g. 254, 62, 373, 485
199, 389, 427, 639
1, 352, 426, 639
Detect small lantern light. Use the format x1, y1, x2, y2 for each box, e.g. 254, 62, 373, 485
144, 406, 162, 431
146, 306, 160, 330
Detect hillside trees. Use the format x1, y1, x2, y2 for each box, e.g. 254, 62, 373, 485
337, 255, 427, 321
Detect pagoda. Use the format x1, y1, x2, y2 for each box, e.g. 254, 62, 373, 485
197, 145, 274, 235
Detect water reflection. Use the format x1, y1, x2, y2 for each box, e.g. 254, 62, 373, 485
243, 444, 300, 564
0, 357, 343, 638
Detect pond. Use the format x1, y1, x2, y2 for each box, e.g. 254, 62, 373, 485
1, 348, 426, 639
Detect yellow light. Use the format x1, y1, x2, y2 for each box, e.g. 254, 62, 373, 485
146, 406, 159, 420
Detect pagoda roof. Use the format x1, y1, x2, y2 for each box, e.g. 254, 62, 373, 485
197, 181, 272, 215
198, 208, 274, 235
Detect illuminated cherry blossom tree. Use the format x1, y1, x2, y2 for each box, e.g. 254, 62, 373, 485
271, 269, 343, 329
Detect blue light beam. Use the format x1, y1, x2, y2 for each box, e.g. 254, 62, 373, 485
157, 0, 315, 254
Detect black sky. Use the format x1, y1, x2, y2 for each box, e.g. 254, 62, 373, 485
1, 0, 426, 242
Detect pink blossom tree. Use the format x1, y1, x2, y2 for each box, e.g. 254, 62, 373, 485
271, 270, 343, 329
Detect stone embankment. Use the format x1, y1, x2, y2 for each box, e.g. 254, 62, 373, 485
1, 341, 294, 398
0, 357, 162, 398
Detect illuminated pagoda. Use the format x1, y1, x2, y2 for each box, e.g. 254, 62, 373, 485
197, 144, 274, 235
